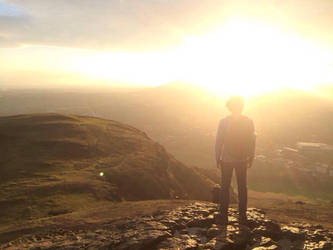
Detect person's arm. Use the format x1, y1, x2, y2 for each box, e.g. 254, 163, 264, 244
215, 119, 225, 168
248, 119, 256, 168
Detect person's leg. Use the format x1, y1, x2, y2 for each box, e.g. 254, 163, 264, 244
235, 162, 248, 222
220, 163, 233, 224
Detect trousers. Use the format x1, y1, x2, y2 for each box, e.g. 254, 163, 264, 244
219, 161, 248, 219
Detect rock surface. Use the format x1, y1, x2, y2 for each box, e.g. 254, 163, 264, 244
1, 202, 332, 249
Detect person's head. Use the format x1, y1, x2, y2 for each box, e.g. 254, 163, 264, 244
226, 95, 244, 115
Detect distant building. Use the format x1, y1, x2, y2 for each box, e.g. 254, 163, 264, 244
316, 166, 327, 174
280, 147, 305, 161
256, 155, 266, 160
297, 142, 333, 152
327, 166, 333, 177
271, 157, 285, 167
275, 149, 283, 156
295, 167, 311, 173
283, 147, 299, 153
315, 163, 329, 175
329, 168, 333, 177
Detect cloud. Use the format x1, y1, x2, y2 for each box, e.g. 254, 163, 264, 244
0, 35, 19, 47
2, 0, 226, 50
0, 1, 25, 16
1, 0, 333, 51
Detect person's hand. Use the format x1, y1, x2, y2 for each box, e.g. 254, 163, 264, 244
247, 158, 254, 168
217, 162, 222, 169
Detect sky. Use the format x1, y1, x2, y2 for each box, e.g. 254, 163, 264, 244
1, 0, 333, 95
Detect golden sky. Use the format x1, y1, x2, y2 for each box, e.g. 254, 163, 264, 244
1, 0, 333, 95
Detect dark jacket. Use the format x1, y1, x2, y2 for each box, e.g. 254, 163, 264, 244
215, 115, 256, 164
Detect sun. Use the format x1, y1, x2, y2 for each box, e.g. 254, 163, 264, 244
173, 19, 333, 97
66, 18, 333, 96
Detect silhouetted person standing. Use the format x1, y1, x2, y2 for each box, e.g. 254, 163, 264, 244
215, 96, 256, 225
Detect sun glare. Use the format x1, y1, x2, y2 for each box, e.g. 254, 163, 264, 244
65, 18, 333, 96
176, 19, 333, 96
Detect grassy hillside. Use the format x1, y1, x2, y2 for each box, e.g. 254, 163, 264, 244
0, 113, 215, 226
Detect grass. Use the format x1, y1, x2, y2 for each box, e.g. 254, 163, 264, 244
247, 190, 333, 229
0, 199, 193, 243
0, 113, 215, 230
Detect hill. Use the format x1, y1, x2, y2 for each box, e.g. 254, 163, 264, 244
0, 113, 215, 226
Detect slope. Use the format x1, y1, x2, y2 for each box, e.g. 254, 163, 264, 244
0, 113, 214, 225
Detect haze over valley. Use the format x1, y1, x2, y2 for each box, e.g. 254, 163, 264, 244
1, 84, 333, 200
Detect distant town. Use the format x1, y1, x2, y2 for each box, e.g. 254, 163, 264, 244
257, 142, 333, 177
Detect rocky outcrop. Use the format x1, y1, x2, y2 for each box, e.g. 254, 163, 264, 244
1, 202, 332, 249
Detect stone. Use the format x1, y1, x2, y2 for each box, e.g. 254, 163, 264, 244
250, 236, 278, 249
228, 216, 238, 224
116, 230, 171, 249
247, 217, 262, 229
179, 216, 192, 224
252, 245, 280, 250
230, 225, 252, 247
259, 236, 276, 247
197, 209, 211, 217
160, 219, 179, 231
179, 228, 188, 234
187, 215, 214, 228
264, 220, 282, 240
281, 226, 306, 241
227, 225, 239, 234
204, 237, 234, 250
311, 231, 327, 242
329, 232, 333, 241
140, 221, 169, 231
207, 225, 226, 239
277, 238, 292, 249
317, 241, 332, 250
157, 236, 198, 249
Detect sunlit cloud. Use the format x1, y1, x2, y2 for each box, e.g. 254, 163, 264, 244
1, 0, 333, 94
1, 0, 333, 50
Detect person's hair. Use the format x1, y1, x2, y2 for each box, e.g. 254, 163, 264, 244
226, 95, 244, 113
